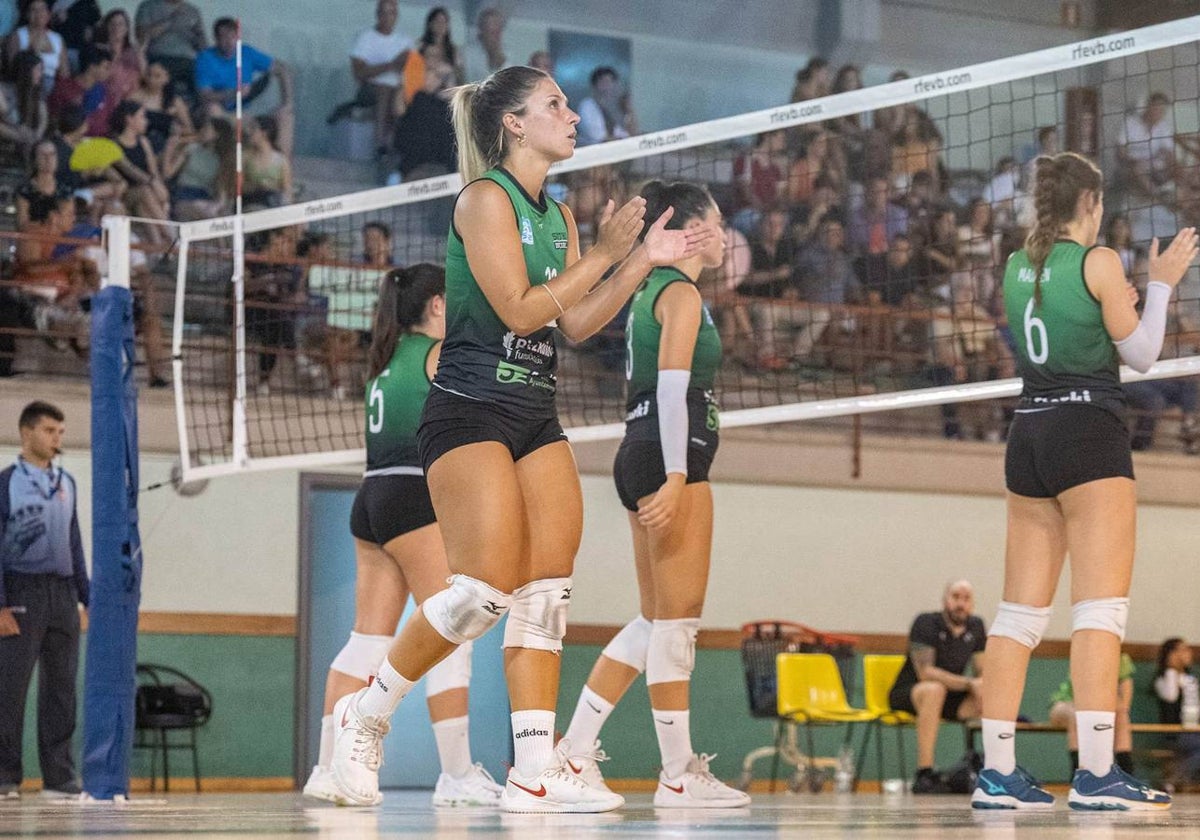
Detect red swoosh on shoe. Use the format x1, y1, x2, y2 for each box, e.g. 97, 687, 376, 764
567, 760, 582, 774
662, 782, 685, 794
509, 780, 548, 797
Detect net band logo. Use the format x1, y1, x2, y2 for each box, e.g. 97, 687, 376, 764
768, 102, 824, 125
912, 71, 972, 95
1073, 35, 1136, 61
638, 131, 687, 151
497, 360, 533, 385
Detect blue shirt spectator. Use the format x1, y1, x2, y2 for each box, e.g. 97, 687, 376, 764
194, 16, 273, 112
0, 1, 16, 40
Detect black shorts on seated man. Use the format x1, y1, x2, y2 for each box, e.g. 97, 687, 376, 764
888, 580, 986, 794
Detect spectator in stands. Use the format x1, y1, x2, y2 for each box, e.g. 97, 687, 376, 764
923, 207, 961, 299
791, 173, 841, 243
982, 157, 1021, 232
242, 114, 290, 208
463, 5, 507, 82
888, 580, 986, 794
527, 50, 553, 77
848, 176, 908, 260
348, 0, 413, 158
790, 56, 829, 102
1105, 213, 1142, 275
244, 224, 305, 396
735, 207, 799, 371
1119, 92, 1178, 242
893, 107, 943, 195
828, 64, 865, 175
927, 274, 1013, 440
1048, 652, 1136, 778
362, 221, 392, 269
0, 50, 47, 156
0, 2, 16, 42
860, 232, 920, 307
162, 112, 230, 220
46, 43, 112, 136
418, 6, 461, 85
792, 215, 860, 365
732, 130, 787, 236
563, 164, 628, 248
95, 9, 144, 106
128, 60, 192, 153
49, 0, 100, 68
957, 198, 1001, 311
7, 1, 66, 98
415, 39, 456, 98
899, 170, 936, 246
1154, 638, 1200, 787
787, 129, 843, 205
16, 138, 69, 228
110, 99, 171, 243
196, 17, 293, 157
48, 104, 123, 201
576, 66, 636, 147
15, 193, 96, 349
391, 45, 455, 182
134, 0, 205, 98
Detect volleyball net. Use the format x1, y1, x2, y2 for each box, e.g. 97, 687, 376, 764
157, 15, 1200, 482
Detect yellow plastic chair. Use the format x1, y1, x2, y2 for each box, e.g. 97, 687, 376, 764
776, 653, 877, 791
862, 654, 915, 786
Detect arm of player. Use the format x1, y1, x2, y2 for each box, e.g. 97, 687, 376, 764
558, 205, 714, 342
911, 645, 971, 692
637, 282, 704, 531
456, 180, 645, 336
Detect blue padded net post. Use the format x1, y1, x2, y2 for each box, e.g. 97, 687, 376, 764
82, 218, 143, 799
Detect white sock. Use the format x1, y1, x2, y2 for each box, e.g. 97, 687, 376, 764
981, 718, 1016, 775
511, 710, 556, 778
432, 716, 472, 778
1076, 710, 1116, 776
564, 686, 615, 749
652, 709, 693, 779
318, 714, 334, 768
356, 659, 415, 719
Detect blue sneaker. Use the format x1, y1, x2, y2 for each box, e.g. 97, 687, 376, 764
1068, 766, 1171, 811
970, 766, 1055, 810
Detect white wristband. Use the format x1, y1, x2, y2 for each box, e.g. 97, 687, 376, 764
656, 369, 691, 476
1115, 281, 1171, 373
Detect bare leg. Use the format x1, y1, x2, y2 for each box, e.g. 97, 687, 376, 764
912, 680, 947, 769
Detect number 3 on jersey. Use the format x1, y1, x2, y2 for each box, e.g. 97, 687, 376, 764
1023, 299, 1049, 365
368, 379, 384, 433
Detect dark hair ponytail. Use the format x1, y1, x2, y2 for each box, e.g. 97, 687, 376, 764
1025, 152, 1103, 306
638, 179, 714, 241
366, 263, 446, 379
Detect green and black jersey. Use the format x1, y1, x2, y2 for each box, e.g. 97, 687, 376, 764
434, 167, 569, 418
1003, 240, 1125, 416
623, 266, 723, 443
364, 332, 437, 475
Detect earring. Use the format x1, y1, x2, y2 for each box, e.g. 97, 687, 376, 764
518, 133, 527, 147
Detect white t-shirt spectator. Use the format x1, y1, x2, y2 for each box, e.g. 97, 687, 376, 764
351, 26, 413, 89
576, 97, 628, 146
1121, 111, 1175, 180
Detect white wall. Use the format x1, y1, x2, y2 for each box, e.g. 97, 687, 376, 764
11, 443, 1197, 644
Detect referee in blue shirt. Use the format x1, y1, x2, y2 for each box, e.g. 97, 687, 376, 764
0, 402, 89, 799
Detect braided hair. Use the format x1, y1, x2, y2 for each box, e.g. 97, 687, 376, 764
1025, 152, 1103, 306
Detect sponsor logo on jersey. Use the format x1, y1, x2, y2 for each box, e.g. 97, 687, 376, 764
553, 234, 568, 250
1017, 266, 1051, 284
497, 361, 533, 385
706, 404, 720, 431
1031, 389, 1093, 404
501, 331, 555, 365
520, 217, 535, 245
626, 399, 651, 421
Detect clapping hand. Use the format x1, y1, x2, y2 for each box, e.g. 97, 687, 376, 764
639, 207, 718, 267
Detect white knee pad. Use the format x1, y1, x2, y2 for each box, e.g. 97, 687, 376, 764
602, 615, 653, 673
329, 632, 392, 682
1072, 597, 1130, 641
988, 601, 1053, 650
502, 577, 572, 652
422, 575, 511, 645
425, 640, 473, 696
645, 618, 700, 686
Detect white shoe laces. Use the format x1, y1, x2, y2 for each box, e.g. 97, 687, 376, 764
469, 763, 503, 792
349, 715, 390, 771
690, 753, 733, 791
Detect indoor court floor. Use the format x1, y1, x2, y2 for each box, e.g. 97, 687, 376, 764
4, 792, 1200, 839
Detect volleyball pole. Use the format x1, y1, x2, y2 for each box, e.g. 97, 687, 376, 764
231, 19, 248, 467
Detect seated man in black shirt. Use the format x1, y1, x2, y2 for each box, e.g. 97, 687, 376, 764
888, 580, 986, 793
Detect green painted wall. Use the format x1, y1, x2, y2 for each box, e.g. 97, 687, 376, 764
20, 633, 294, 787
18, 633, 1170, 789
